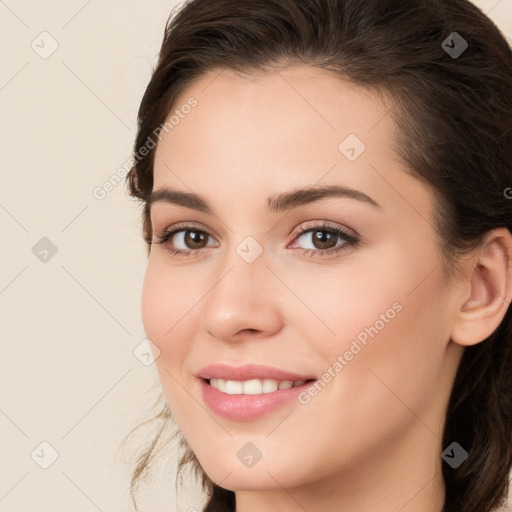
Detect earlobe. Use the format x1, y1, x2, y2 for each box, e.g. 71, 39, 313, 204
450, 227, 512, 347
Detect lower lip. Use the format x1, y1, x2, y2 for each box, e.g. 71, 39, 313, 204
199, 379, 316, 421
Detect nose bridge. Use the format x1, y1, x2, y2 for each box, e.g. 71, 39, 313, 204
201, 238, 282, 339
209, 237, 266, 308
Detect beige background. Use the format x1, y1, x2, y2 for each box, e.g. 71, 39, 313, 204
0, 1, 511, 511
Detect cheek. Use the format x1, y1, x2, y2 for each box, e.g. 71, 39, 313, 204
284, 251, 406, 360
326, 264, 448, 422
141, 259, 196, 368
279, 265, 449, 481
141, 261, 200, 417
299, 244, 449, 411
142, 256, 193, 336
141, 262, 169, 343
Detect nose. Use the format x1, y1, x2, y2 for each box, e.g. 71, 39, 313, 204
201, 249, 284, 343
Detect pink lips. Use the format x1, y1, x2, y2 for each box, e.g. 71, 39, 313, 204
196, 363, 317, 421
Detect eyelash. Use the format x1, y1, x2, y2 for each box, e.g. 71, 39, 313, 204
151, 221, 359, 259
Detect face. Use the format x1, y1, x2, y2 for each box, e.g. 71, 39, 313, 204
141, 64, 463, 497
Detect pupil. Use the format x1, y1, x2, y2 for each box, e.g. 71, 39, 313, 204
186, 230, 206, 248
314, 230, 335, 249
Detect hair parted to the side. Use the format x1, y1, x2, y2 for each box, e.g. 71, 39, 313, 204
122, 1, 512, 511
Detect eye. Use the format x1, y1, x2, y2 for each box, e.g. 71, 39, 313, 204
151, 223, 218, 258
151, 221, 359, 259
289, 221, 359, 258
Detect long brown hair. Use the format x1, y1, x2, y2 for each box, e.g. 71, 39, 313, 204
123, 1, 512, 510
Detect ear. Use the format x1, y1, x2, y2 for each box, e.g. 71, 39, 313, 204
450, 227, 512, 347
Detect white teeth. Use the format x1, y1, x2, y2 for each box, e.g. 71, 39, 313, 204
209, 378, 307, 394
262, 379, 278, 393
242, 379, 262, 394
225, 380, 243, 394
210, 378, 227, 392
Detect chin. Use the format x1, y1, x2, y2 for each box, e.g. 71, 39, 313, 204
198, 454, 306, 492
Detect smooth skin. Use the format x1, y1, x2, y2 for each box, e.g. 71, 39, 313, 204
141, 64, 512, 512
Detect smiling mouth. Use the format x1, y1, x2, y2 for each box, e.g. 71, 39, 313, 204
205, 377, 316, 395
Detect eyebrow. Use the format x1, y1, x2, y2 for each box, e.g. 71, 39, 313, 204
146, 184, 382, 215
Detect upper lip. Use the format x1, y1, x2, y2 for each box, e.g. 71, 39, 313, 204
197, 363, 316, 382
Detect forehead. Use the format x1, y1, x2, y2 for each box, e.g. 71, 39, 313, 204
155, 65, 392, 169
152, 64, 433, 227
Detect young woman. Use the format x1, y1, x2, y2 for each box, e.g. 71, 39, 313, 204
124, 0, 512, 511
